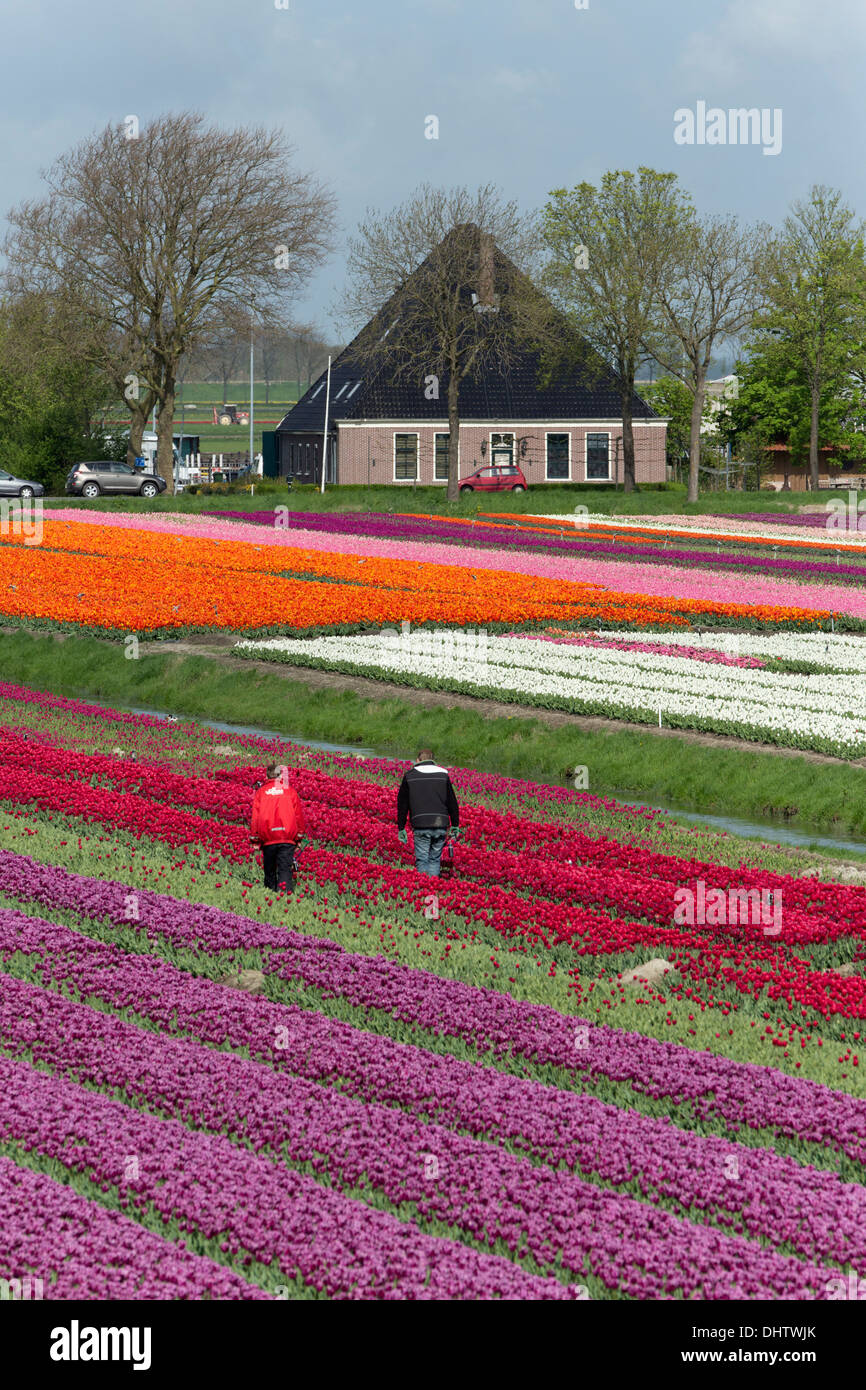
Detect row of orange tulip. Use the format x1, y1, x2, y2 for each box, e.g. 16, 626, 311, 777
0, 517, 831, 634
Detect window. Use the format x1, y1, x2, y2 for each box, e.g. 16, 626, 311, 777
434, 433, 450, 481
490, 431, 514, 466
586, 433, 610, 480
345, 381, 361, 399
546, 433, 570, 481
111, 462, 133, 474
394, 433, 418, 480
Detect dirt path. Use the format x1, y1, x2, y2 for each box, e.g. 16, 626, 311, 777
130, 636, 866, 771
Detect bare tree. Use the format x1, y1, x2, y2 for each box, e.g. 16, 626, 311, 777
646, 214, 767, 502
542, 169, 691, 492
257, 325, 284, 404
196, 306, 253, 401
288, 322, 326, 397
341, 184, 544, 501
4, 112, 335, 490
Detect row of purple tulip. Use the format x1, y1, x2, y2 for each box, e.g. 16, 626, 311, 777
0, 1155, 267, 1300
2, 966, 862, 1292
0, 1038, 576, 1300
3, 850, 865, 1164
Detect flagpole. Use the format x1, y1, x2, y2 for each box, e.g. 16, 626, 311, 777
320, 355, 332, 494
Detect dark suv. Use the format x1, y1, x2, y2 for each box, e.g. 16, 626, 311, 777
66, 461, 167, 499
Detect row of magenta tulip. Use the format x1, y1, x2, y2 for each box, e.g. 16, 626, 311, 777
0, 1051, 566, 1301
205, 508, 866, 586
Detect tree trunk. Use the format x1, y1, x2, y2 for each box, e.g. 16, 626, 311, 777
446, 363, 460, 503
809, 383, 820, 492
156, 380, 176, 494
687, 378, 706, 504
620, 383, 636, 493
126, 402, 148, 468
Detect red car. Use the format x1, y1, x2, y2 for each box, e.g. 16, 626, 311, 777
459, 464, 527, 494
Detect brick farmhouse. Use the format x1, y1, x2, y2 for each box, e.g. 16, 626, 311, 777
275, 234, 667, 488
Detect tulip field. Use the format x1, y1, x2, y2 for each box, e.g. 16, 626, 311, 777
1, 497, 866, 1301
1, 677, 866, 1300
3, 506, 865, 638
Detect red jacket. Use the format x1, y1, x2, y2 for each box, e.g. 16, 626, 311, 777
250, 779, 305, 845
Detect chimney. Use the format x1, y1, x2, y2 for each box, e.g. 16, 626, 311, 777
478, 231, 496, 308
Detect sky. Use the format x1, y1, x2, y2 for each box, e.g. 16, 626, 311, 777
1, 0, 864, 339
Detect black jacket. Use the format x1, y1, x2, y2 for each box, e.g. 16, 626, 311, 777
397, 761, 460, 831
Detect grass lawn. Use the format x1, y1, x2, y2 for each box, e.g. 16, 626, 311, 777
43, 480, 863, 516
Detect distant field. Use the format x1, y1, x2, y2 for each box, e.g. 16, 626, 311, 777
100, 381, 301, 450
173, 380, 305, 405
99, 381, 302, 454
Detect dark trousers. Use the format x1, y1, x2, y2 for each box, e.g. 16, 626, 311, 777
262, 841, 296, 891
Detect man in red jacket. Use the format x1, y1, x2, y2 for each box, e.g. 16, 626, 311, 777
250, 763, 306, 892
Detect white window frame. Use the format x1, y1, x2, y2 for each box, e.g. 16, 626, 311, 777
488, 430, 516, 466
544, 430, 571, 482
584, 430, 612, 482
393, 431, 419, 483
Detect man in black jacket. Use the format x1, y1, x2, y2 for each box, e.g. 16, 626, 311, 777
397, 749, 460, 877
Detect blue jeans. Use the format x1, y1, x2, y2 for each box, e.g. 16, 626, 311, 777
413, 828, 448, 877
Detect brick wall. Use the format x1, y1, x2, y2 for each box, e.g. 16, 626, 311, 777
335, 420, 667, 486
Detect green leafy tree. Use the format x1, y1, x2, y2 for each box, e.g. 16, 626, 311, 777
753, 185, 866, 491
640, 376, 693, 470
541, 169, 691, 492
0, 293, 117, 491
718, 340, 864, 487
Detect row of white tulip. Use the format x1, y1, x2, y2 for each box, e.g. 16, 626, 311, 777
236, 632, 866, 757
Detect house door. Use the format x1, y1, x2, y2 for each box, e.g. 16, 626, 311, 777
491, 432, 514, 468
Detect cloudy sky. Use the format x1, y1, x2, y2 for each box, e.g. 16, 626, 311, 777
2, 0, 863, 334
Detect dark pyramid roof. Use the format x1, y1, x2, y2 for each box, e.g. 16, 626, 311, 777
277, 231, 658, 433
